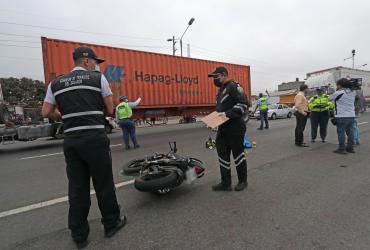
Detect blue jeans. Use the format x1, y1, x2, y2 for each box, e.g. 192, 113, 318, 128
119, 119, 138, 147
336, 117, 355, 150
259, 110, 269, 128
353, 118, 360, 144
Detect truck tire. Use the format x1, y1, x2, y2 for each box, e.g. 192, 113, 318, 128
134, 170, 180, 192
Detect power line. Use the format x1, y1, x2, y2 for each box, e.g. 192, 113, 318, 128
0, 43, 40, 49
0, 39, 39, 44
0, 21, 164, 41
0, 55, 41, 61
0, 32, 40, 38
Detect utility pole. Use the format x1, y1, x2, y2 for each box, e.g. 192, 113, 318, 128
352, 49, 355, 69
187, 43, 191, 57
167, 36, 177, 56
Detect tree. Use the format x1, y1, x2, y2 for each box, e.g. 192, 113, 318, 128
0, 77, 46, 107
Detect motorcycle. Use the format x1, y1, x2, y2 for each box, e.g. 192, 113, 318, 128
122, 142, 205, 194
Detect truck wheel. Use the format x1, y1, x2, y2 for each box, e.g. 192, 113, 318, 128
134, 170, 180, 192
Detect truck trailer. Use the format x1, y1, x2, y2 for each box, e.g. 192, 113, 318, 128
1, 37, 252, 144
41, 37, 251, 121
305, 66, 370, 104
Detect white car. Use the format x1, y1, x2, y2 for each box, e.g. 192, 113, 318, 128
253, 104, 294, 120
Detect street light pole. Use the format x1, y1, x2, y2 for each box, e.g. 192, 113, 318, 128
356, 63, 367, 69
180, 18, 195, 57
343, 49, 356, 69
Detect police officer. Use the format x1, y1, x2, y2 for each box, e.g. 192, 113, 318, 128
208, 66, 249, 191
308, 87, 333, 142
42, 47, 125, 248
254, 92, 269, 130
116, 95, 141, 149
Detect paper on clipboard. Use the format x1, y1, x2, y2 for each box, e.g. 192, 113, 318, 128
201, 111, 229, 129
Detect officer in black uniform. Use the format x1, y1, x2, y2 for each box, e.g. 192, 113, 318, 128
208, 66, 249, 191
42, 47, 125, 249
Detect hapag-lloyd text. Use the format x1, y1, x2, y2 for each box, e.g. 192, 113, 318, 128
135, 71, 199, 85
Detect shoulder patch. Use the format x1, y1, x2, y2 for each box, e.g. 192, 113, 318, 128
237, 85, 244, 94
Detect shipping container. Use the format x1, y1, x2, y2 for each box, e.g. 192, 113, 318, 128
41, 37, 251, 120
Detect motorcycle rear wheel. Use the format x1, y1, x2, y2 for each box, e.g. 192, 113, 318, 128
134, 170, 180, 192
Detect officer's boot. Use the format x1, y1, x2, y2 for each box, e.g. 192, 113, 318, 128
212, 167, 232, 191
235, 162, 248, 191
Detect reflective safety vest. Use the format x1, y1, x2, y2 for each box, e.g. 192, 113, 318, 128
258, 97, 268, 110
117, 102, 133, 119
308, 94, 333, 112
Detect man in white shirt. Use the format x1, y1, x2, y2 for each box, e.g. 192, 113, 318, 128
329, 78, 356, 154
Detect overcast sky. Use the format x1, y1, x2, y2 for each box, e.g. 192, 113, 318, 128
0, 0, 369, 93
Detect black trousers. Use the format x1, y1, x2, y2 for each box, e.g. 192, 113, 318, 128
295, 112, 308, 145
63, 131, 121, 241
216, 120, 247, 186
310, 111, 329, 140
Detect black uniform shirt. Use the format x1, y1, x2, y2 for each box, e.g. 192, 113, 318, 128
216, 80, 249, 121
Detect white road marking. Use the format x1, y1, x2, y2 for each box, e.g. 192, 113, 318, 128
20, 143, 123, 160
20, 152, 63, 160
0, 179, 134, 219
358, 122, 368, 126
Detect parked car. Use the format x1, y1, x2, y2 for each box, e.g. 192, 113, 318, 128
252, 104, 294, 120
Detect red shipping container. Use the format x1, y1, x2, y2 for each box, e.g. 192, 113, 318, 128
41, 37, 251, 119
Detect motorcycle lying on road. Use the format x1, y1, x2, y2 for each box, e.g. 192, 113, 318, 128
122, 142, 205, 194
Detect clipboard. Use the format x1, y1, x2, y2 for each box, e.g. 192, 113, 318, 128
201, 111, 229, 129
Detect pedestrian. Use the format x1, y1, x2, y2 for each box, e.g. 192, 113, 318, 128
294, 84, 309, 147
254, 91, 269, 130
329, 78, 356, 154
208, 66, 249, 191
116, 95, 141, 150
353, 89, 365, 145
42, 47, 126, 249
308, 87, 333, 142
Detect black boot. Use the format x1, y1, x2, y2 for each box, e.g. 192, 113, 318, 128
235, 162, 248, 191
212, 167, 231, 191
212, 182, 232, 191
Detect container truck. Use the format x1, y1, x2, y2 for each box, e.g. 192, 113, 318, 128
0, 37, 251, 144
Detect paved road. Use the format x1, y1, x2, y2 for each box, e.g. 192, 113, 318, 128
1, 114, 370, 250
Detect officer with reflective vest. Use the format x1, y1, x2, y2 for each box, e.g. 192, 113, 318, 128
308, 87, 333, 142
116, 95, 141, 150
208, 66, 249, 192
254, 92, 269, 130
42, 47, 125, 248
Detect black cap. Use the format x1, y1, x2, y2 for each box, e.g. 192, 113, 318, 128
72, 47, 105, 64
208, 66, 228, 77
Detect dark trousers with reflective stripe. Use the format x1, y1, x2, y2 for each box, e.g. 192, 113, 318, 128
63, 131, 120, 241
216, 120, 247, 186
310, 111, 329, 140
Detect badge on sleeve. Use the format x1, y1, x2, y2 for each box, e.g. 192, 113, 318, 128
237, 84, 244, 94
